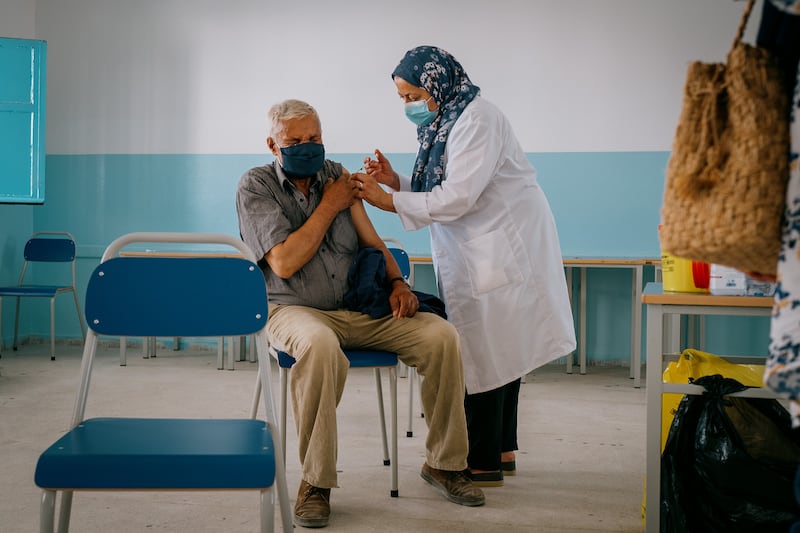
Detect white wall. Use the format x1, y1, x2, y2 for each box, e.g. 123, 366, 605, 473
1, 0, 35, 37
35, 0, 761, 155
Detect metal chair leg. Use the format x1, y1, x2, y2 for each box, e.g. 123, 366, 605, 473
374, 368, 390, 466
39, 490, 56, 533
389, 367, 398, 497
120, 336, 127, 366
49, 297, 56, 360
57, 491, 73, 533
13, 295, 21, 351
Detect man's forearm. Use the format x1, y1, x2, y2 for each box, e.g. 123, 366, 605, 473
266, 202, 339, 278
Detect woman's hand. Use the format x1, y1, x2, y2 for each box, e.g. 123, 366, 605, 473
351, 171, 396, 213
364, 148, 400, 190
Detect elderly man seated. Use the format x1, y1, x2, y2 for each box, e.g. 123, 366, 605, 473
236, 99, 484, 529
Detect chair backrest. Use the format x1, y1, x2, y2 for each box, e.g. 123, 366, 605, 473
24, 235, 77, 263
16, 231, 79, 288
85, 256, 267, 338
383, 237, 412, 285
389, 248, 411, 281
84, 232, 267, 338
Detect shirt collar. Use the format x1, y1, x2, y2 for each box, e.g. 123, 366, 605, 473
274, 161, 323, 192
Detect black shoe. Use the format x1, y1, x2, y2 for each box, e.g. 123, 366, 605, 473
467, 469, 504, 487
500, 460, 517, 476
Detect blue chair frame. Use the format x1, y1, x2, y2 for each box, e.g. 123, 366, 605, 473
33, 232, 291, 532
0, 231, 87, 360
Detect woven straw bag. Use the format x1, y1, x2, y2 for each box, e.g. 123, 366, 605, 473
660, 0, 790, 276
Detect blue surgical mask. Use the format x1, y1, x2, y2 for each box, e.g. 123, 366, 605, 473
404, 97, 437, 126
278, 142, 325, 178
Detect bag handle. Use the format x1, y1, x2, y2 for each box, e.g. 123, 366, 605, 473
731, 0, 755, 50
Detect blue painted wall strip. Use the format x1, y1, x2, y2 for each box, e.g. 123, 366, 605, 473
0, 151, 768, 361
41, 151, 668, 258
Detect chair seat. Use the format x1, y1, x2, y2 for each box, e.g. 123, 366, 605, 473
276, 348, 398, 369
0, 285, 67, 297
35, 417, 275, 490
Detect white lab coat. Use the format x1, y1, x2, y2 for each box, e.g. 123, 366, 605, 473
393, 97, 576, 394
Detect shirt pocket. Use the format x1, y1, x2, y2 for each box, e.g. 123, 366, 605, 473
461, 227, 524, 297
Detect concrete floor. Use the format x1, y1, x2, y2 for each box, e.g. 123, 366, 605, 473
0, 341, 647, 532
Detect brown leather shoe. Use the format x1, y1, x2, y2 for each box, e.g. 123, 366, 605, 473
420, 464, 485, 506
294, 479, 331, 528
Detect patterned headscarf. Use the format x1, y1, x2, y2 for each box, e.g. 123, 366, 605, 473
392, 46, 480, 192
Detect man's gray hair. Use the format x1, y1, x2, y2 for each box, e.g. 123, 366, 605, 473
268, 99, 320, 137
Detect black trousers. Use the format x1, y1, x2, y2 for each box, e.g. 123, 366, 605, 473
464, 378, 521, 471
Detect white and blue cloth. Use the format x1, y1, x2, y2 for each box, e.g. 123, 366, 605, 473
765, 0, 800, 425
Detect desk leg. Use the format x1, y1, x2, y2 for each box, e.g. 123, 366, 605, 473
579, 267, 587, 375
645, 303, 664, 533
699, 316, 706, 350
632, 265, 643, 388
664, 314, 681, 355
565, 266, 574, 374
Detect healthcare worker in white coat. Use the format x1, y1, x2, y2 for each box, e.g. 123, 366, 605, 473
353, 45, 576, 487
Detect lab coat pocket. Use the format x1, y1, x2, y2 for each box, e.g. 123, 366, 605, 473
461, 228, 524, 297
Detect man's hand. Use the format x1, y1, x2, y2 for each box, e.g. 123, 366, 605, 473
389, 281, 418, 319
321, 168, 360, 213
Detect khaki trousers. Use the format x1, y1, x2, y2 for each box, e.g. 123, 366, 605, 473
267, 305, 469, 488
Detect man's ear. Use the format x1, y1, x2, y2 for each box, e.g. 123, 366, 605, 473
266, 137, 279, 157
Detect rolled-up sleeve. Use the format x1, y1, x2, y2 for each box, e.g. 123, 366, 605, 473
236, 167, 292, 260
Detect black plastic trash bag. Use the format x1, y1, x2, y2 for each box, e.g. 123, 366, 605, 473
661, 374, 800, 532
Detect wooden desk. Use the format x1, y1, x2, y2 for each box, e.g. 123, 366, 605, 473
564, 258, 657, 388
642, 282, 777, 532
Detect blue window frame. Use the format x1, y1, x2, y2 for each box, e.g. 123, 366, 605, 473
0, 37, 47, 204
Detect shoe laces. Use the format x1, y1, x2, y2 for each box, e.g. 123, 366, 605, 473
301, 484, 330, 503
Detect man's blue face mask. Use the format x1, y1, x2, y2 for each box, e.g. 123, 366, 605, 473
279, 142, 325, 178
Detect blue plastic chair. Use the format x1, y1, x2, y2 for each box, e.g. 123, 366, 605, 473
252, 244, 411, 498
0, 231, 86, 360
33, 232, 292, 532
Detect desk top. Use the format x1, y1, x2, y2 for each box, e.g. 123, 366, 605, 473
409, 256, 661, 266
119, 250, 244, 258
642, 282, 773, 308
563, 257, 658, 266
